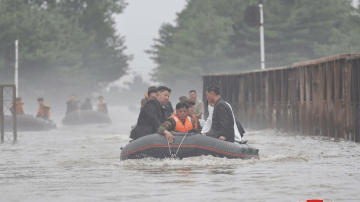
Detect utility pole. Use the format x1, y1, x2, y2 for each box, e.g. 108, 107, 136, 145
15, 39, 18, 97
259, 0, 265, 69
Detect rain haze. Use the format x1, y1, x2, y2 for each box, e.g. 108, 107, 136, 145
1, 1, 360, 202
114, 0, 187, 73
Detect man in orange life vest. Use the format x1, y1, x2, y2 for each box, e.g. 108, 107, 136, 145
158, 102, 199, 143
97, 96, 108, 115
11, 97, 25, 115
185, 98, 202, 131
36, 97, 50, 120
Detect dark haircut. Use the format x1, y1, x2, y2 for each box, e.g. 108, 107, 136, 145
98, 96, 103, 99
16, 97, 21, 101
86, 98, 91, 102
205, 85, 220, 95
185, 98, 195, 106
176, 102, 189, 110
71, 94, 76, 97
179, 96, 188, 102
189, 90, 196, 94
37, 97, 44, 101
148, 86, 157, 91
157, 86, 171, 93
148, 88, 157, 96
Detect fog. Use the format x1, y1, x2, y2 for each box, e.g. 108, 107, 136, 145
1, 1, 360, 201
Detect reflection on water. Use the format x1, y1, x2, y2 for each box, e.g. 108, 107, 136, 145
0, 106, 360, 202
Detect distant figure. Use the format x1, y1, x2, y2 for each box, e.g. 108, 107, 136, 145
141, 87, 157, 110
130, 86, 171, 140
189, 90, 204, 119
66, 94, 80, 115
158, 102, 198, 143
11, 97, 25, 115
97, 96, 108, 115
141, 86, 157, 108
185, 99, 202, 131
81, 98, 93, 111
179, 96, 188, 102
36, 97, 50, 120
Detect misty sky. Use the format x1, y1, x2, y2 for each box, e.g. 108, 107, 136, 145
114, 0, 187, 75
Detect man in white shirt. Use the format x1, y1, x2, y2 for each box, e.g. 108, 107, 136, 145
201, 102, 214, 134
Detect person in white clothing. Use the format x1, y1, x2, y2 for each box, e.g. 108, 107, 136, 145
201, 103, 214, 134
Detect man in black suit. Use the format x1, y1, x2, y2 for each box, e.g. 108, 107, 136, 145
202, 85, 242, 142
130, 86, 173, 140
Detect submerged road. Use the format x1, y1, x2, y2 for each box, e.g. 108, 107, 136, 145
0, 106, 359, 202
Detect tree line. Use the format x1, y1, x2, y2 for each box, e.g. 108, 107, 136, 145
147, 0, 360, 91
0, 0, 131, 99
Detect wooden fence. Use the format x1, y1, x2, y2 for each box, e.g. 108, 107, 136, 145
202, 53, 360, 142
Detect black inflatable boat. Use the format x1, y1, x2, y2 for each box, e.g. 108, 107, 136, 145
120, 132, 259, 160
2, 114, 57, 131
62, 109, 111, 125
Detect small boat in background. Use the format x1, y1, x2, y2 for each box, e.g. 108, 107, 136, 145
62, 109, 111, 125
2, 114, 57, 131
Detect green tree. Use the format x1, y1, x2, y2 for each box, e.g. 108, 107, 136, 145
0, 0, 131, 100
56, 0, 131, 87
0, 0, 91, 87
147, 0, 241, 91
313, 4, 360, 56
125, 74, 150, 93
148, 0, 358, 91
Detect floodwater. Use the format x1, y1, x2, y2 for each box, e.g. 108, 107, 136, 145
1, 105, 360, 202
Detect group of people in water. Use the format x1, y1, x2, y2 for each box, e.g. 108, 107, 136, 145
11, 94, 108, 120
131, 85, 245, 144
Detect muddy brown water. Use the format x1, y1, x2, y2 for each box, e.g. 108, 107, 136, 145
1, 106, 359, 202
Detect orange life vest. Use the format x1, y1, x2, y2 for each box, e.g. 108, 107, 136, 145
171, 114, 193, 132
12, 101, 25, 115
191, 114, 198, 129
98, 101, 107, 114
37, 104, 50, 119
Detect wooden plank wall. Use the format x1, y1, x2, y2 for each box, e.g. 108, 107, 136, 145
202, 54, 360, 142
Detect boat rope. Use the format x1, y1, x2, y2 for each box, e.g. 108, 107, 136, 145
167, 133, 187, 158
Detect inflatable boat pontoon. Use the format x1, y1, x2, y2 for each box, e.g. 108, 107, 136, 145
120, 132, 259, 160
62, 109, 111, 125
2, 114, 57, 131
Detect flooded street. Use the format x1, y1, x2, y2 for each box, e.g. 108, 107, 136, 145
1, 105, 360, 202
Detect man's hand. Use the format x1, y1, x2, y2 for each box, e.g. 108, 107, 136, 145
165, 131, 175, 143
201, 133, 206, 136
219, 136, 226, 141
196, 113, 202, 119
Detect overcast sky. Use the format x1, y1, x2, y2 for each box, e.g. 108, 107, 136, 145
114, 0, 187, 76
